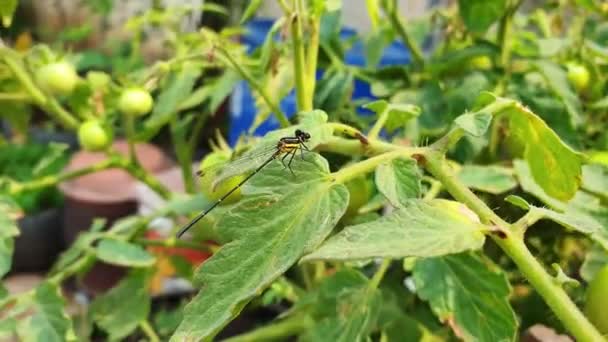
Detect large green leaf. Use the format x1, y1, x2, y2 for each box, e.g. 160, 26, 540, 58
375, 157, 422, 207
95, 239, 156, 267
299, 269, 382, 342
532, 61, 582, 127
16, 282, 75, 342
581, 164, 608, 199
303, 199, 486, 262
0, 196, 20, 278
90, 269, 151, 340
413, 253, 517, 341
172, 154, 349, 340
139, 63, 202, 140
363, 100, 420, 133
512, 160, 566, 210
458, 165, 517, 194
458, 0, 507, 34
505, 103, 585, 201
454, 111, 492, 137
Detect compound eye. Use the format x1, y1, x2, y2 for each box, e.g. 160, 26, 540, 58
295, 129, 303, 136
305, 133, 311, 139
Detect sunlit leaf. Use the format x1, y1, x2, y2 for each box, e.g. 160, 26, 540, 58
513, 160, 566, 210
454, 112, 492, 137
303, 199, 486, 262
239, 0, 263, 24
375, 157, 422, 206
172, 154, 348, 340
96, 239, 156, 267
413, 253, 517, 341
363, 100, 420, 133
505, 103, 585, 201
0, 0, 18, 27
458, 165, 517, 194
90, 269, 151, 340
0, 196, 20, 278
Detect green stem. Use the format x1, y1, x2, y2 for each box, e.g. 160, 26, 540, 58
122, 161, 172, 200
332, 149, 421, 184
123, 114, 140, 166
139, 319, 161, 342
512, 208, 545, 236
9, 158, 120, 195
291, 8, 310, 112
365, 0, 380, 29
317, 136, 400, 157
305, 15, 320, 108
215, 46, 290, 128
136, 238, 211, 252
423, 152, 604, 342
384, 2, 424, 67
367, 108, 389, 139
222, 314, 313, 342
369, 259, 391, 289
0, 92, 30, 101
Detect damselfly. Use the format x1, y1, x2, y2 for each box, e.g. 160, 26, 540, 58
176, 129, 312, 238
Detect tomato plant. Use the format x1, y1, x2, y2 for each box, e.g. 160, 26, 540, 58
1, 1, 608, 342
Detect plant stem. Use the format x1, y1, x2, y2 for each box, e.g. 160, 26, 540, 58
136, 238, 211, 252
123, 114, 140, 166
365, 0, 380, 30
367, 108, 389, 139
423, 152, 604, 342
305, 15, 320, 109
8, 158, 121, 195
222, 314, 313, 342
384, 2, 424, 67
215, 46, 290, 128
291, 7, 310, 112
122, 161, 172, 200
0, 92, 30, 101
369, 259, 391, 289
139, 319, 161, 342
316, 136, 399, 157
332, 149, 423, 184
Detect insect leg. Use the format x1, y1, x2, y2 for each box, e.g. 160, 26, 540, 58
287, 149, 297, 177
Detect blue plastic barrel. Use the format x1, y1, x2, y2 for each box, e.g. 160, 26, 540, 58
228, 17, 410, 145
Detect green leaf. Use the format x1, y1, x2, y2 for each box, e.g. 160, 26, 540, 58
0, 196, 20, 278
505, 103, 585, 201
95, 239, 155, 267
239, 0, 263, 24
172, 154, 349, 340
504, 194, 530, 210
16, 282, 75, 342
532, 60, 582, 127
454, 112, 492, 137
582, 164, 608, 199
375, 157, 422, 206
303, 199, 486, 262
513, 160, 566, 210
140, 63, 202, 140
535, 206, 607, 249
363, 100, 421, 133
299, 269, 381, 342
314, 69, 353, 113
90, 269, 151, 340
458, 0, 507, 34
413, 253, 517, 341
458, 165, 517, 194
32, 143, 69, 177
0, 0, 18, 27
581, 244, 608, 282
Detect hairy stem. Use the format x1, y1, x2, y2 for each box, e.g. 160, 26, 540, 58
367, 108, 390, 139
139, 320, 161, 342
332, 149, 423, 184
222, 314, 313, 342
291, 6, 310, 111
384, 2, 424, 67
423, 152, 604, 342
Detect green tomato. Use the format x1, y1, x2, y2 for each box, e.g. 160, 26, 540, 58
199, 152, 245, 205
469, 55, 492, 70
86, 71, 111, 91
118, 88, 154, 116
566, 63, 590, 93
585, 264, 608, 334
344, 176, 373, 217
78, 121, 111, 151
37, 62, 78, 96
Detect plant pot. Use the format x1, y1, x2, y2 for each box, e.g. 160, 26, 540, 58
12, 208, 63, 273
59, 140, 172, 293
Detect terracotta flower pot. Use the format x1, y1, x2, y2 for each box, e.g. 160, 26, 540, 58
59, 139, 172, 294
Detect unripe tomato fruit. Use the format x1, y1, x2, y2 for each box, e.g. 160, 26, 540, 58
199, 152, 245, 205
119, 88, 154, 117
470, 55, 492, 70
585, 264, 608, 334
78, 121, 111, 151
566, 63, 590, 93
37, 62, 78, 96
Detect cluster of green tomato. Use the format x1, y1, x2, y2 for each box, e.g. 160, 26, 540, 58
36, 61, 153, 151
